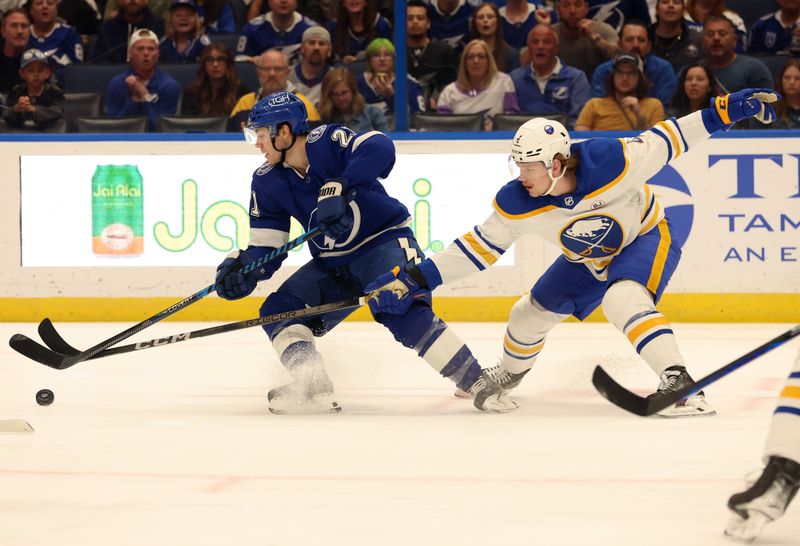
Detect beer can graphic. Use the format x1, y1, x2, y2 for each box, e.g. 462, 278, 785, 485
91, 165, 144, 256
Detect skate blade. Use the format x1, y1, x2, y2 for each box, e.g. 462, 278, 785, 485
0, 419, 34, 433
657, 406, 717, 418
453, 388, 471, 399
724, 511, 770, 543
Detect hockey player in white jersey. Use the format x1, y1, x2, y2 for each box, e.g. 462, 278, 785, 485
366, 87, 779, 417
724, 347, 800, 542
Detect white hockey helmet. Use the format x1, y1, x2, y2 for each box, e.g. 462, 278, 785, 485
511, 117, 571, 167
510, 118, 571, 195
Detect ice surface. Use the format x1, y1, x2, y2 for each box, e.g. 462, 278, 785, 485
1, 321, 798, 546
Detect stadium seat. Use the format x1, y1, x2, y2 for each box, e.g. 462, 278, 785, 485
77, 116, 147, 133
157, 115, 227, 133
412, 112, 484, 132
210, 34, 240, 55
492, 113, 568, 131
0, 118, 67, 133
62, 92, 102, 132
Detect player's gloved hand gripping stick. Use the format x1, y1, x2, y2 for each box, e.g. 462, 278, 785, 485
8, 227, 321, 370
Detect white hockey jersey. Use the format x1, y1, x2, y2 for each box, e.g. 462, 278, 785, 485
420, 110, 718, 286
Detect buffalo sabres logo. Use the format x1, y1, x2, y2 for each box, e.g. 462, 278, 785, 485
544, 124, 554, 134
560, 214, 623, 258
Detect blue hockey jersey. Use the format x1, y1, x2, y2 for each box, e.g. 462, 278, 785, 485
236, 12, 316, 65
247, 125, 413, 267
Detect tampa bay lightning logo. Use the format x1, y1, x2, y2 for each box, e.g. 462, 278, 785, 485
309, 201, 361, 251
307, 124, 326, 143
560, 214, 623, 258
544, 125, 554, 134
648, 165, 693, 248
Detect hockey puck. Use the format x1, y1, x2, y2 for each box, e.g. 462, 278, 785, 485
36, 389, 54, 406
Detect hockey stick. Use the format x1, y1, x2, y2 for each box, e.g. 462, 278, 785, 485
592, 324, 800, 417
8, 227, 320, 369
32, 296, 366, 362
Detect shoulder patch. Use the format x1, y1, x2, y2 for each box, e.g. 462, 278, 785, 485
307, 124, 327, 143
256, 161, 275, 176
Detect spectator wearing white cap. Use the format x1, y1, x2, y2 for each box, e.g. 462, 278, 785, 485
2, 47, 64, 130
94, 0, 165, 63
288, 25, 332, 107
158, 0, 211, 63
106, 28, 180, 130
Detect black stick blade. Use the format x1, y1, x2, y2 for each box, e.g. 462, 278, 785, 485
591, 366, 651, 417
8, 334, 70, 369
38, 319, 82, 355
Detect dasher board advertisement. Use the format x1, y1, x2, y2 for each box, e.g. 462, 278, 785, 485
20, 154, 514, 268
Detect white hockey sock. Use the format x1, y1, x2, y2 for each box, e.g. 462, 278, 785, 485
602, 280, 683, 376
501, 294, 565, 375
763, 350, 800, 464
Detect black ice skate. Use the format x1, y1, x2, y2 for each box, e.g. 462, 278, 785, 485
647, 365, 716, 417
725, 456, 800, 543
468, 371, 518, 413
454, 364, 530, 398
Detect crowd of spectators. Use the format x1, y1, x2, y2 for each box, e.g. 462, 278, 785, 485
0, 0, 797, 133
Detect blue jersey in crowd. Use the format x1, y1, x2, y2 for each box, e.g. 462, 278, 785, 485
28, 22, 83, 83
588, 0, 651, 33
106, 68, 180, 130
509, 61, 591, 128
749, 12, 799, 54
248, 124, 412, 267
357, 73, 426, 116
427, 0, 475, 51
236, 12, 316, 65
159, 35, 211, 63
500, 2, 551, 50
199, 3, 236, 34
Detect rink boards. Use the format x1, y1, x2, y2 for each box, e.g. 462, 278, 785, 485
0, 131, 798, 322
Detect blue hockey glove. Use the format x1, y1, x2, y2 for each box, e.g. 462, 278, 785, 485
364, 266, 428, 315
317, 177, 354, 238
215, 248, 275, 300
712, 88, 780, 126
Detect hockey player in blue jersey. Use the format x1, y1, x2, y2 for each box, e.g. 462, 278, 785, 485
214, 90, 516, 414
367, 87, 780, 417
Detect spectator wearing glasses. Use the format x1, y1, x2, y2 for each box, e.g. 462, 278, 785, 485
106, 28, 180, 131
158, 0, 211, 63
228, 48, 319, 131
576, 52, 664, 130
318, 66, 389, 132
437, 39, 520, 130
181, 42, 248, 116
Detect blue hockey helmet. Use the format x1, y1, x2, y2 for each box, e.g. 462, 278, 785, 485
245, 91, 309, 141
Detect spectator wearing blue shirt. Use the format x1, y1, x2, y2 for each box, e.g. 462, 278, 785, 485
509, 24, 591, 128
591, 20, 676, 109
159, 0, 211, 63
749, 0, 800, 55
588, 0, 651, 34
701, 15, 773, 93
328, 0, 392, 64
235, 0, 316, 65
25, 0, 82, 85
196, 0, 236, 34
500, 0, 552, 50
106, 29, 180, 130
427, 0, 477, 53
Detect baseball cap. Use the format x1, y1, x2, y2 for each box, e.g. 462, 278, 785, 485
19, 49, 51, 69
613, 53, 644, 75
302, 26, 331, 43
169, 0, 198, 11
128, 28, 159, 49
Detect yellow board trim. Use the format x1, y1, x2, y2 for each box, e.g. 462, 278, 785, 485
463, 232, 497, 265
779, 386, 800, 400
0, 294, 798, 323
